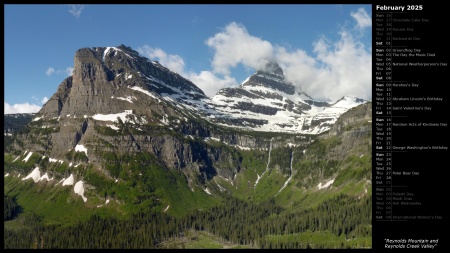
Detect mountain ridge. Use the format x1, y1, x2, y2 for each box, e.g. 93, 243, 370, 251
8, 44, 369, 171
206, 60, 367, 134
28, 45, 367, 136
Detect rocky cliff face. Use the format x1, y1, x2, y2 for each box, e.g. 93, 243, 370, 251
327, 101, 372, 137
41, 45, 206, 118
14, 45, 208, 162
321, 102, 372, 160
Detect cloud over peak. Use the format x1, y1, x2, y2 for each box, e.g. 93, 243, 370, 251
137, 8, 371, 101
137, 45, 185, 74
206, 22, 274, 76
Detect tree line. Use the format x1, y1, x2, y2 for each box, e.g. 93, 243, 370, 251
4, 193, 371, 249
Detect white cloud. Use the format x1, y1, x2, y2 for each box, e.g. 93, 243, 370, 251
137, 45, 238, 97
205, 22, 274, 76
303, 29, 371, 101
4, 102, 41, 114
187, 71, 237, 97
41, 97, 49, 105
201, 11, 371, 101
275, 47, 319, 92
46, 67, 55, 76
32, 96, 49, 106
67, 4, 85, 18
268, 28, 371, 102
138, 22, 275, 97
137, 45, 185, 74
46, 66, 74, 77
135, 9, 371, 101
65, 67, 74, 76
351, 8, 371, 31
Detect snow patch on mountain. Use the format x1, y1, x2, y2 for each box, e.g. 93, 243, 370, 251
74, 181, 87, 202
216, 183, 225, 192
160, 115, 169, 125
204, 188, 212, 195
75, 144, 88, 156
207, 92, 365, 134
204, 137, 221, 143
39, 172, 52, 182
26, 169, 46, 182
49, 158, 64, 164
12, 155, 20, 162
107, 124, 119, 130
232, 145, 253, 151
318, 179, 335, 190
103, 47, 134, 62
22, 151, 33, 162
92, 110, 133, 123
286, 143, 298, 148
129, 86, 161, 102
56, 178, 65, 186
97, 199, 110, 208
62, 174, 75, 186
22, 167, 41, 183
112, 95, 135, 103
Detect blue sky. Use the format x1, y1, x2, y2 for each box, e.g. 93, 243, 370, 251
4, 4, 372, 114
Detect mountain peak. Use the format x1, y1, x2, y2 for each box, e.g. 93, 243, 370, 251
39, 44, 206, 120
259, 61, 284, 76
241, 61, 295, 95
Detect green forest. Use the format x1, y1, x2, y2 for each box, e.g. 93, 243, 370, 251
4, 193, 371, 249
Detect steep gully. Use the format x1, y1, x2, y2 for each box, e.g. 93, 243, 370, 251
276, 150, 294, 196
254, 138, 274, 188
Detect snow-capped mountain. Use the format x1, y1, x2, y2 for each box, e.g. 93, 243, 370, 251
33, 46, 365, 138
202, 61, 366, 134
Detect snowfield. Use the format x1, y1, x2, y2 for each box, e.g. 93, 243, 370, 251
75, 144, 88, 156
62, 174, 75, 186
21, 167, 40, 183
92, 110, 133, 123
22, 151, 33, 162
204, 188, 212, 195
74, 181, 87, 202
318, 179, 335, 190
